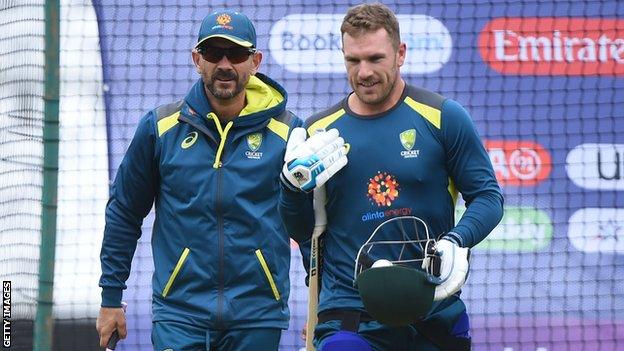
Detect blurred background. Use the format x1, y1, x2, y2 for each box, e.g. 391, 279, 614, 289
0, 0, 622, 350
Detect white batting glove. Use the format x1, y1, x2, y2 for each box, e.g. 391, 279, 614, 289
422, 239, 470, 301
281, 128, 348, 192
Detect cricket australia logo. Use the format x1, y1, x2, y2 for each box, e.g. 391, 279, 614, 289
245, 132, 263, 159
216, 13, 232, 28
399, 129, 420, 159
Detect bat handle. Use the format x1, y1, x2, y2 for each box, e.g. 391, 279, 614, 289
105, 302, 127, 351
105, 330, 120, 350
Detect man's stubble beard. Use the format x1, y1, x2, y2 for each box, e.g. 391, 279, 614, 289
205, 70, 249, 100
353, 65, 398, 106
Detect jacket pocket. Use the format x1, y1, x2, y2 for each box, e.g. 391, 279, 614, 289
254, 249, 281, 301
162, 247, 190, 297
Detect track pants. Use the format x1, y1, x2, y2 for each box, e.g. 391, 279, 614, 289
152, 320, 281, 351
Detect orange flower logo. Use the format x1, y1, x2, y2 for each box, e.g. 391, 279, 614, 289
367, 171, 400, 207
216, 14, 232, 26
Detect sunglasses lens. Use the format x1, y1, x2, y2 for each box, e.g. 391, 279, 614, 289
228, 49, 253, 63
200, 47, 253, 64
201, 50, 223, 63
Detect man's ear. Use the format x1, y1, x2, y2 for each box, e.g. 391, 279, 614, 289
397, 42, 406, 68
251, 50, 263, 75
191, 50, 202, 74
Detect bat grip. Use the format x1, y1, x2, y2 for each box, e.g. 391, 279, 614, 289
106, 330, 120, 350
312, 185, 327, 225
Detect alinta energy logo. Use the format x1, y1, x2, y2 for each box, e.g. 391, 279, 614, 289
479, 18, 624, 76
269, 14, 452, 74
362, 171, 412, 222
485, 140, 552, 186
367, 171, 399, 207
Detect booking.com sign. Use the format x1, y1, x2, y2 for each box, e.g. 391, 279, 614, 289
269, 14, 453, 73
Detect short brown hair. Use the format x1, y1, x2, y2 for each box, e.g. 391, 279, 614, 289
340, 3, 401, 50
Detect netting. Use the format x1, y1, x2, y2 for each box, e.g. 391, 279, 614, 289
0, 0, 45, 322
1, 0, 108, 349
1, 0, 623, 350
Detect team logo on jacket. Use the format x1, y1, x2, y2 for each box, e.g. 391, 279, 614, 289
399, 129, 420, 158
245, 132, 263, 159
181, 131, 198, 149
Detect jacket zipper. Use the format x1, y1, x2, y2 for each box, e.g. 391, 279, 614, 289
178, 112, 233, 325
216, 166, 224, 327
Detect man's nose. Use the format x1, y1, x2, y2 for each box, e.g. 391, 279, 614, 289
357, 62, 374, 80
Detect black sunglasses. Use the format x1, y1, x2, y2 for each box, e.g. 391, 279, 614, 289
197, 46, 256, 64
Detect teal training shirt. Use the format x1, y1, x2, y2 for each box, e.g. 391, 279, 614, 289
279, 84, 503, 314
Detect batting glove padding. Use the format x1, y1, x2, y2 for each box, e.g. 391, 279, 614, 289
281, 128, 348, 192
427, 239, 470, 301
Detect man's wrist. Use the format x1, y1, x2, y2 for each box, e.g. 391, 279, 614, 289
280, 172, 304, 193
441, 231, 464, 247
101, 288, 123, 308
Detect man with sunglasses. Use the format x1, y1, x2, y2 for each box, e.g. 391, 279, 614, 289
97, 10, 302, 351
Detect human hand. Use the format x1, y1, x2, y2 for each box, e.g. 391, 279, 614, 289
423, 239, 470, 301
281, 128, 348, 192
96, 306, 127, 349
301, 322, 308, 341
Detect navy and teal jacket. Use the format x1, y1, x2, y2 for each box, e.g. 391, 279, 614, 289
280, 84, 503, 319
100, 73, 302, 329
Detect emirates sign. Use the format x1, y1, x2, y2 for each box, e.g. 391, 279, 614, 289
479, 17, 624, 76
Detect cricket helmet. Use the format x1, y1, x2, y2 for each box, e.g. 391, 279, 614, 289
354, 216, 441, 326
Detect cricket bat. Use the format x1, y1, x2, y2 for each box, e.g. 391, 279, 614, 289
306, 185, 327, 351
